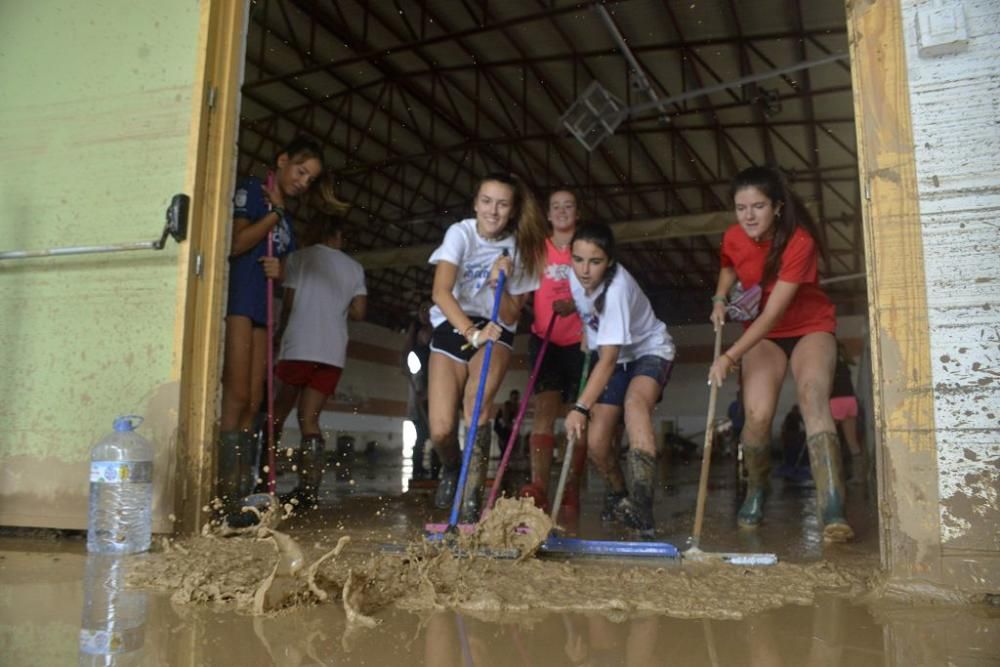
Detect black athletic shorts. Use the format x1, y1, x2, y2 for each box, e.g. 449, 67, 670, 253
767, 335, 804, 360
430, 317, 515, 364
529, 334, 586, 402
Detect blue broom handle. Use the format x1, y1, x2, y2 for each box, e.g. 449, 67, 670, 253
448, 269, 507, 528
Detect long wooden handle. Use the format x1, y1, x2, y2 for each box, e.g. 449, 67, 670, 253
690, 326, 724, 548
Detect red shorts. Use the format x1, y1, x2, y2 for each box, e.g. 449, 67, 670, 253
829, 396, 858, 421
275, 360, 343, 396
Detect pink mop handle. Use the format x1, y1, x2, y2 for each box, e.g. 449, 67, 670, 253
265, 172, 277, 494
483, 312, 558, 513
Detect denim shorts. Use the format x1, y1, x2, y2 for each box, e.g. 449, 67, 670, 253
595, 354, 674, 407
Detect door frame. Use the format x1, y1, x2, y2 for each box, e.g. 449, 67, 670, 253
174, 0, 249, 535
172, 1, 947, 586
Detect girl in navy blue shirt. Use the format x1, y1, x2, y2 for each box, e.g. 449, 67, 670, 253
217, 136, 347, 514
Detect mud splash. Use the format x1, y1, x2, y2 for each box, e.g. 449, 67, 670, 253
129, 497, 873, 629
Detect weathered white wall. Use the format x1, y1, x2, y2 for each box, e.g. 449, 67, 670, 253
902, 0, 1000, 550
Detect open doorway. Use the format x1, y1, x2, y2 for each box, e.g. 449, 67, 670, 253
189, 0, 878, 561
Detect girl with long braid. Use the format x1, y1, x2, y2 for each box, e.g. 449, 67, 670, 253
564, 223, 675, 537
708, 165, 853, 542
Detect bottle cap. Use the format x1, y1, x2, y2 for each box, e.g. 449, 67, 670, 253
113, 415, 143, 432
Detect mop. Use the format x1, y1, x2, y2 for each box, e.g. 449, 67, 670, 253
537, 344, 679, 559
424, 311, 558, 534
682, 326, 777, 566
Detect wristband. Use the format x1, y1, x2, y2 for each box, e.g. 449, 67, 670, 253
711, 295, 727, 305
271, 206, 286, 220
471, 330, 482, 349
571, 402, 591, 420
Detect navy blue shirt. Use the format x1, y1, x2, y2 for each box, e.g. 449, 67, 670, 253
226, 177, 297, 326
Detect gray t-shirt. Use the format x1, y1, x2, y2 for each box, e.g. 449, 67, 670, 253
278, 245, 367, 368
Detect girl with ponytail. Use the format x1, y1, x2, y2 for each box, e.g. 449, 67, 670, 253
708, 165, 852, 542
425, 173, 547, 522
564, 223, 675, 537
217, 135, 348, 518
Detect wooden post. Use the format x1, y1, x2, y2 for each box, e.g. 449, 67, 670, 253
845, 0, 942, 580
174, 0, 248, 535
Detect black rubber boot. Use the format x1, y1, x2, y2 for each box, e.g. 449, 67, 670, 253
458, 427, 492, 524
237, 430, 257, 499
433, 465, 458, 510
615, 449, 657, 538
807, 432, 855, 542
283, 434, 326, 510
215, 431, 243, 514
737, 442, 771, 528
600, 490, 628, 522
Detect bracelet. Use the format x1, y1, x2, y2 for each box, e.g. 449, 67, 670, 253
711, 295, 727, 305
722, 352, 738, 366
271, 206, 286, 219
462, 324, 478, 339
571, 402, 591, 420
471, 330, 482, 349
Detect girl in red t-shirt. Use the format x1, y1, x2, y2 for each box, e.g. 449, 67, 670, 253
707, 166, 853, 542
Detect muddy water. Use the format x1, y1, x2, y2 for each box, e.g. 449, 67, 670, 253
1, 544, 998, 666
1, 465, 997, 665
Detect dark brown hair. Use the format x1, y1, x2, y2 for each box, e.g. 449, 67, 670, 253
571, 222, 619, 314
730, 166, 825, 285
278, 135, 350, 216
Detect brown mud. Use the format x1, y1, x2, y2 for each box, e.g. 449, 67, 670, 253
129, 497, 873, 626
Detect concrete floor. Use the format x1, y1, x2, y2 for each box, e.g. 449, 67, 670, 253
1, 451, 997, 666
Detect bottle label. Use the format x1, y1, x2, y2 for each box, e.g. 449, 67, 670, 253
79, 628, 126, 654
90, 461, 153, 484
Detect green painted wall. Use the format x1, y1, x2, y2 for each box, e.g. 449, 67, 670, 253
0, 1, 202, 529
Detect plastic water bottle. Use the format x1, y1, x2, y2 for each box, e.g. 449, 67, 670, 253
79, 554, 148, 664
87, 416, 154, 554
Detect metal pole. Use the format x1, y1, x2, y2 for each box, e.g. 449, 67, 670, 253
621, 53, 849, 120
0, 241, 161, 261
0, 194, 189, 261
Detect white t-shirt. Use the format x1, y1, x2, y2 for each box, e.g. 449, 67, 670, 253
428, 218, 540, 332
279, 245, 367, 368
569, 264, 675, 363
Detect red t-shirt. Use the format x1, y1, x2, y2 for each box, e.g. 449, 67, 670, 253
531, 238, 583, 346
720, 224, 835, 338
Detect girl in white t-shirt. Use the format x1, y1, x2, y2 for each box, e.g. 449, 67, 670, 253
427, 173, 547, 521
565, 223, 676, 537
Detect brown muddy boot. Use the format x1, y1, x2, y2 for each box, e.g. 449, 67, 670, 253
615, 449, 657, 538
737, 442, 771, 528
807, 432, 854, 542
458, 427, 492, 524
519, 433, 555, 511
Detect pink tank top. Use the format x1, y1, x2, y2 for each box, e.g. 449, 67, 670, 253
531, 238, 583, 347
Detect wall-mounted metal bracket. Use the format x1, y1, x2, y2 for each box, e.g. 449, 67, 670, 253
0, 193, 190, 260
